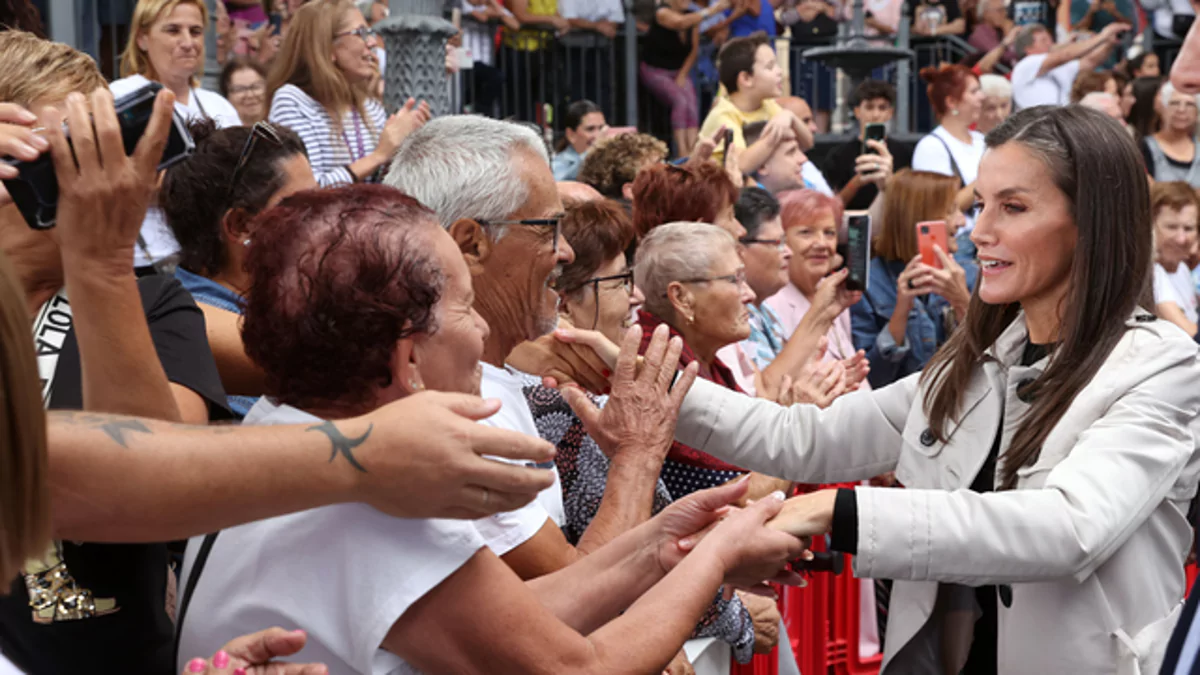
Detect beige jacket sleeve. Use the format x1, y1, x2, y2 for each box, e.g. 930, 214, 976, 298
854, 337, 1200, 585
674, 374, 919, 484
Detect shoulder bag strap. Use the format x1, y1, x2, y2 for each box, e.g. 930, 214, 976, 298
930, 132, 966, 185
173, 532, 219, 668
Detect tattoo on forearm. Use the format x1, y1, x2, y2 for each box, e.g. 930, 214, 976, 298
48, 411, 154, 448
306, 421, 372, 473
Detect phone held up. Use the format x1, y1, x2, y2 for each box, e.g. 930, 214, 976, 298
861, 123, 886, 155
917, 220, 949, 269
839, 211, 871, 292
721, 127, 734, 168
0, 81, 195, 230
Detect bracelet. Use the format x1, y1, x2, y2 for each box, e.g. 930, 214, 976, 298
345, 164, 360, 183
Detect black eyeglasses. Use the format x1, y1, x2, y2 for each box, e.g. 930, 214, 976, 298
334, 26, 377, 44
739, 236, 788, 252
562, 270, 634, 295
476, 215, 564, 251
225, 121, 283, 209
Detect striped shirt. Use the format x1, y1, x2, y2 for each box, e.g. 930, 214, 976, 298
268, 84, 388, 187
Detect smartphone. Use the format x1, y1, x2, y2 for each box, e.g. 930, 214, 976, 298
1, 82, 194, 230
917, 220, 950, 269
840, 211, 871, 292
268, 12, 283, 34
862, 123, 886, 155
721, 128, 734, 168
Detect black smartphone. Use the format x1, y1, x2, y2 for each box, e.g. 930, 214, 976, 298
722, 127, 734, 168
1, 82, 195, 230
269, 13, 283, 34
862, 123, 887, 155
840, 211, 871, 292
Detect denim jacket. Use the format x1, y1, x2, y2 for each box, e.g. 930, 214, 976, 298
851, 257, 954, 388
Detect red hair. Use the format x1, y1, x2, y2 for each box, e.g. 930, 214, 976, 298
777, 188, 843, 231
920, 63, 976, 118
631, 162, 738, 237
241, 184, 446, 412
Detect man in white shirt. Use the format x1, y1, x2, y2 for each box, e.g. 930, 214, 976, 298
1010, 22, 1128, 109
386, 115, 683, 579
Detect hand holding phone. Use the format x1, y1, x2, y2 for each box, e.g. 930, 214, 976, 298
861, 123, 886, 155
2, 82, 193, 230
839, 212, 871, 292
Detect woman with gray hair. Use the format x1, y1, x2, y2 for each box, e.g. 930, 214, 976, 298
977, 73, 1013, 133
1140, 80, 1200, 186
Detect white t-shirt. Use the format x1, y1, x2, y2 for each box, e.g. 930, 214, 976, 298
110, 74, 242, 268
479, 363, 565, 528
911, 126, 986, 186
801, 160, 834, 197
1154, 262, 1199, 324
558, 0, 624, 21
177, 399, 486, 675
1010, 53, 1081, 110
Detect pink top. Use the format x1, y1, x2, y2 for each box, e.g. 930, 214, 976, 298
764, 282, 870, 390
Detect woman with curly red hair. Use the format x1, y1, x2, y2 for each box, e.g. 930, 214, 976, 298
631, 161, 743, 238
911, 63, 986, 192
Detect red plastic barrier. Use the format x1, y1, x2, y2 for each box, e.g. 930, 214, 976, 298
730, 651, 778, 675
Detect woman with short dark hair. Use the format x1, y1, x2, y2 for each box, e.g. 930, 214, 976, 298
219, 58, 269, 124
668, 105, 1200, 674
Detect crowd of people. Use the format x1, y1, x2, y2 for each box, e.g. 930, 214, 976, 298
3, 0, 1200, 673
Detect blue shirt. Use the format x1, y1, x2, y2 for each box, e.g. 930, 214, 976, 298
850, 257, 977, 388
728, 0, 777, 38
174, 267, 258, 418
551, 146, 584, 181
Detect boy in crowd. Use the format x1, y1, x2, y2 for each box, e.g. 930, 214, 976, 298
699, 32, 813, 174
821, 79, 913, 209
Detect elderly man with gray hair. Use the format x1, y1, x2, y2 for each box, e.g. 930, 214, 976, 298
1010, 22, 1129, 109
384, 113, 692, 577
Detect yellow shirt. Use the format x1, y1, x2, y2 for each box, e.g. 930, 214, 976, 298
504, 0, 558, 51
699, 96, 783, 164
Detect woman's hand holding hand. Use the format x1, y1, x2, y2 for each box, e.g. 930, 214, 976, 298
560, 323, 698, 459
375, 98, 431, 160
765, 489, 838, 539
45, 88, 173, 273
181, 627, 327, 675
737, 591, 781, 654
682, 487, 808, 591
510, 317, 614, 395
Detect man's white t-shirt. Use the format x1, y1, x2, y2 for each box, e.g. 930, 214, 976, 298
911, 126, 986, 186
479, 363, 565, 528
1010, 53, 1081, 110
1154, 262, 1199, 324
801, 160, 835, 197
109, 74, 242, 268
177, 399, 486, 675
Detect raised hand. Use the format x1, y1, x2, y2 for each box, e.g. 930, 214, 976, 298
44, 88, 173, 269
855, 139, 893, 189
375, 98, 431, 160
560, 323, 699, 459
0, 102, 46, 183
840, 349, 870, 391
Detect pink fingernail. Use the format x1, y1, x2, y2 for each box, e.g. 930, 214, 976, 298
188, 658, 207, 673
213, 650, 230, 669
234, 669, 247, 675
601, 369, 612, 378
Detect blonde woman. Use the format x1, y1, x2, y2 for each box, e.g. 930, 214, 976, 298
114, 0, 242, 271
267, 0, 429, 187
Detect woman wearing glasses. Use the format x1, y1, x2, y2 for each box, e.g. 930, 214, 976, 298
266, 0, 429, 187
220, 58, 269, 125
161, 119, 317, 418
850, 169, 974, 389
113, 0, 244, 272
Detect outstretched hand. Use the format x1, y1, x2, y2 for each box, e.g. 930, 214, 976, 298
181, 627, 327, 675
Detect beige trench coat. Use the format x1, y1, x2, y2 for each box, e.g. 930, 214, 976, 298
675, 312, 1200, 674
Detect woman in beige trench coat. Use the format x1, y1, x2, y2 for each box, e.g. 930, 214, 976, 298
663, 105, 1200, 674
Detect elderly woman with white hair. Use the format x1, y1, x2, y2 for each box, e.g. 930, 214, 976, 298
1140, 81, 1200, 186
977, 73, 1013, 134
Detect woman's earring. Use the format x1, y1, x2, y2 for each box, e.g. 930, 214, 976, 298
409, 380, 423, 391
951, 108, 960, 116
243, 239, 251, 246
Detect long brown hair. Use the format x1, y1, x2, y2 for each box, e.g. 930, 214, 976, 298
875, 169, 960, 262
920, 105, 1155, 490
266, 0, 373, 135
0, 250, 50, 578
